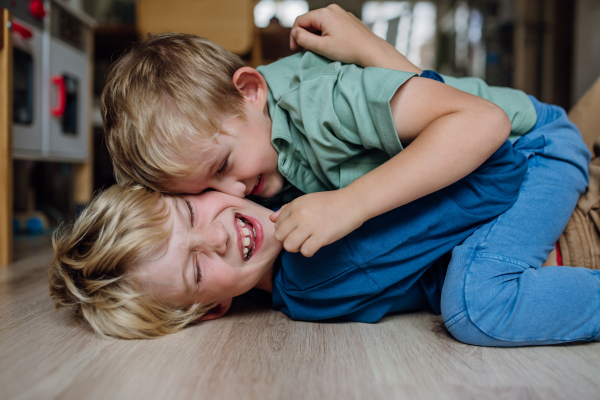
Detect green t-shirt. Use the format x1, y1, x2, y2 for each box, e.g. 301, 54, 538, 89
256, 51, 536, 199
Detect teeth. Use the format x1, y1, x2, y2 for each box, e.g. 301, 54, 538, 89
237, 216, 255, 261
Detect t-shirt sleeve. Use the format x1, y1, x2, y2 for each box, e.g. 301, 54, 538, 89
260, 52, 417, 192
295, 53, 417, 158
351, 66, 417, 156
277, 53, 416, 153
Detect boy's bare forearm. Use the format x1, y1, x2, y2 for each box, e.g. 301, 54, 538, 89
270, 99, 510, 258
360, 43, 422, 74
346, 86, 511, 223
346, 110, 510, 222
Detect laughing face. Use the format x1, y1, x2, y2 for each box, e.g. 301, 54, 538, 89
133, 191, 282, 315
167, 67, 284, 199
167, 111, 284, 199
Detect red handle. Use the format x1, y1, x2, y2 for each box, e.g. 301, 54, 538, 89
51, 76, 66, 117
29, 0, 47, 19
12, 21, 33, 40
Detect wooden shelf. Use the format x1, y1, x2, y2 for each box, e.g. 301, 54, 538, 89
1, 9, 13, 265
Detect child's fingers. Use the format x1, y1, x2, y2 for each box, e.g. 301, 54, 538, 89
274, 217, 297, 243
292, 8, 326, 34
291, 27, 324, 53
299, 236, 324, 257
281, 229, 310, 253
290, 7, 330, 50
269, 205, 286, 222
273, 204, 291, 230
290, 28, 298, 51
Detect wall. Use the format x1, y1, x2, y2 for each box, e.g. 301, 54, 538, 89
572, 0, 600, 104
307, 0, 364, 16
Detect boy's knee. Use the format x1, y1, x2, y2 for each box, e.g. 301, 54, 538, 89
444, 311, 503, 346
442, 263, 529, 347
440, 245, 473, 322
442, 247, 538, 341
440, 287, 502, 347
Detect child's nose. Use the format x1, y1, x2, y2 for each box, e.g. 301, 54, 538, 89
195, 222, 228, 254
213, 179, 246, 198
241, 176, 260, 196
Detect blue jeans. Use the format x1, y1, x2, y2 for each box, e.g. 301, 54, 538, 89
440, 96, 600, 346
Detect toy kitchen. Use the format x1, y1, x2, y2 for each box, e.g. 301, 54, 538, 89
0, 0, 95, 264
4, 0, 94, 160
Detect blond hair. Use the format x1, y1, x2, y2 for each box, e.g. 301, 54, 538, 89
101, 33, 246, 191
49, 185, 213, 339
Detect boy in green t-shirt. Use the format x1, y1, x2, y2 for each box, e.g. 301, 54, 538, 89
101, 5, 534, 257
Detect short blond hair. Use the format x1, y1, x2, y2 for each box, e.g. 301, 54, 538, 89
101, 33, 246, 191
49, 185, 213, 339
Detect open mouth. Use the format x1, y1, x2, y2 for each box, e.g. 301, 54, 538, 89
235, 215, 256, 261
249, 174, 264, 196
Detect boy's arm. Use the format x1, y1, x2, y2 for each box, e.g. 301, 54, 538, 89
271, 75, 511, 257
271, 5, 509, 257
290, 4, 423, 74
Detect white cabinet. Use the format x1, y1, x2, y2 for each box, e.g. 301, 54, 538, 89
48, 37, 90, 160
12, 18, 44, 157
9, 0, 94, 161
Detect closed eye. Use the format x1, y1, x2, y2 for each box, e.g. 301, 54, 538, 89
216, 158, 230, 177
185, 199, 195, 227
195, 254, 202, 284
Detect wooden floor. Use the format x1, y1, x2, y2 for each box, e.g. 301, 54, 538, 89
2, 239, 600, 400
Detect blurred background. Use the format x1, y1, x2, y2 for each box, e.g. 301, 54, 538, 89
1, 0, 599, 263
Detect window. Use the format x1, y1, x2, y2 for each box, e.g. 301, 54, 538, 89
362, 1, 437, 71
254, 0, 309, 28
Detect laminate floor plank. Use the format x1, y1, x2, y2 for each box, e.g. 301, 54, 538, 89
1, 243, 600, 400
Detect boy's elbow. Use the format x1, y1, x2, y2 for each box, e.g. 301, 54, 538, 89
497, 107, 512, 142
481, 102, 511, 146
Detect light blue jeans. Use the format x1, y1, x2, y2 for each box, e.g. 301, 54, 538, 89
441, 96, 599, 346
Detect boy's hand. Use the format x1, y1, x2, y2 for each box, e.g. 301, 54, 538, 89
290, 4, 421, 73
270, 189, 364, 257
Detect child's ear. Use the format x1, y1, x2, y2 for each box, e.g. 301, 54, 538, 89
232, 67, 268, 106
198, 298, 233, 321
